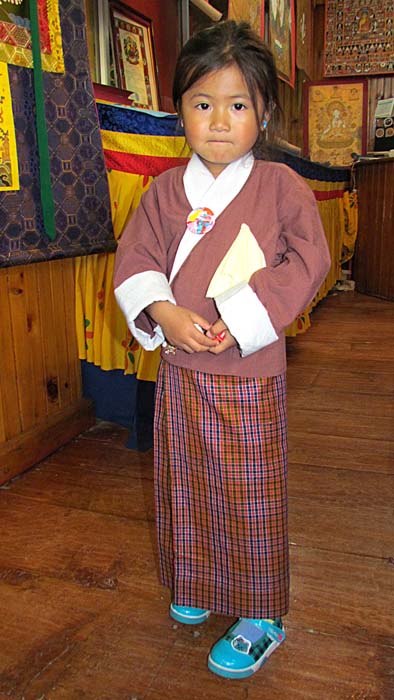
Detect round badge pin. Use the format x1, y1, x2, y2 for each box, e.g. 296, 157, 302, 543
186, 207, 215, 235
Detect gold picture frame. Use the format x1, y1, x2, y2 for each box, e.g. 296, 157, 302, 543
109, 2, 160, 111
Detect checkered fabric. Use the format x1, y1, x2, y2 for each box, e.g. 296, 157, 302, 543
154, 363, 289, 619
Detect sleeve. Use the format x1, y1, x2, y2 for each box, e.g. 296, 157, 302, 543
214, 173, 331, 357
113, 180, 176, 350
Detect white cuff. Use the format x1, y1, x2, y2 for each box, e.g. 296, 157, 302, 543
215, 283, 278, 357
114, 270, 176, 351
128, 322, 166, 351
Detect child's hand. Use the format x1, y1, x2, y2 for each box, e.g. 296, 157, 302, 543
147, 301, 218, 353
206, 320, 237, 354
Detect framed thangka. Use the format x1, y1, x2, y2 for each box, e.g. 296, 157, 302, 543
324, 0, 394, 77
109, 2, 160, 110
269, 0, 296, 87
304, 79, 368, 167
228, 0, 265, 38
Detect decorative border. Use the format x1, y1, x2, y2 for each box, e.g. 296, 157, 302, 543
0, 0, 64, 73
0, 61, 19, 191
303, 78, 368, 166
269, 0, 296, 87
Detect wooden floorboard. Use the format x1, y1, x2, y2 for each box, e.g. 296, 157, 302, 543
0, 291, 393, 700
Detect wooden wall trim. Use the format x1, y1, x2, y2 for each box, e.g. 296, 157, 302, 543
0, 398, 95, 486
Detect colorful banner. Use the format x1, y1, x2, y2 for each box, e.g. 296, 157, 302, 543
0, 0, 64, 73
97, 100, 191, 176
0, 61, 19, 190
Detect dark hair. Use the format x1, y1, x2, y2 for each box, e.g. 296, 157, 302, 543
172, 20, 282, 155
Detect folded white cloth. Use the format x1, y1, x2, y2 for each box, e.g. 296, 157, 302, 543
206, 223, 266, 298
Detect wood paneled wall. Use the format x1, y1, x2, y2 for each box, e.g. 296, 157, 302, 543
352, 159, 394, 300
0, 259, 94, 485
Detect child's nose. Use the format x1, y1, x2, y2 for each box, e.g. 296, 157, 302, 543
210, 108, 230, 130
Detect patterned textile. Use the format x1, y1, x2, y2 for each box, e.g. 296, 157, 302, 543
154, 363, 289, 619
324, 0, 394, 77
0, 0, 64, 73
0, 61, 18, 190
0, 0, 114, 267
98, 101, 191, 176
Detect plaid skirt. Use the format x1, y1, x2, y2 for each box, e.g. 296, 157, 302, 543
153, 362, 289, 619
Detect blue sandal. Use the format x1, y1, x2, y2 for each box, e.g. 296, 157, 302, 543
208, 617, 285, 679
170, 603, 211, 625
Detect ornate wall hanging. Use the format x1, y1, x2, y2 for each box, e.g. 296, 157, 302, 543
304, 79, 368, 166
0, 0, 64, 72
324, 0, 394, 77
0, 0, 114, 267
0, 60, 18, 191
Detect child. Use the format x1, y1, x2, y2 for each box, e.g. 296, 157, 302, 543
114, 20, 330, 679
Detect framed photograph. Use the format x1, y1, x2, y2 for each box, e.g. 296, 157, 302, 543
228, 0, 265, 38
269, 0, 296, 87
109, 2, 160, 111
303, 79, 368, 166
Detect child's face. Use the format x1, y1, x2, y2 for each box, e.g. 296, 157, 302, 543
181, 63, 264, 177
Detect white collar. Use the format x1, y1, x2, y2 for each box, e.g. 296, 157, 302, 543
183, 152, 254, 216
169, 153, 254, 284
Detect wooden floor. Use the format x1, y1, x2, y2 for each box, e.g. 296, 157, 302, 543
1, 291, 393, 700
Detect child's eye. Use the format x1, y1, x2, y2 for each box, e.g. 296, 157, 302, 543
233, 103, 246, 111
196, 102, 210, 110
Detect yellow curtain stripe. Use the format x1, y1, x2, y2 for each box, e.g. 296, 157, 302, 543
101, 130, 192, 160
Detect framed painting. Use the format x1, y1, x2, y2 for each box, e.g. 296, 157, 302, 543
269, 0, 296, 87
296, 0, 313, 79
228, 0, 265, 38
109, 2, 160, 110
303, 79, 368, 166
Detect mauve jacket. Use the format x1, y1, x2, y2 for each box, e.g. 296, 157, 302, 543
114, 159, 331, 378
